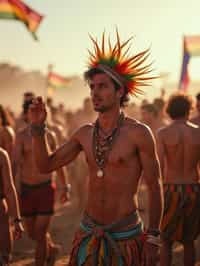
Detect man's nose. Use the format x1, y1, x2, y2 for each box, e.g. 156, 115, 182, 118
91, 87, 99, 97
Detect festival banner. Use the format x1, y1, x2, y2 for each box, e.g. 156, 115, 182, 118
48, 72, 71, 89
0, 0, 43, 40
179, 36, 200, 91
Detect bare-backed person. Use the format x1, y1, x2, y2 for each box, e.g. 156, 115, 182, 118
157, 94, 200, 266
190, 92, 200, 126
29, 31, 163, 266
0, 148, 23, 265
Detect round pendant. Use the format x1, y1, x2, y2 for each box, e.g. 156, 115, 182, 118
97, 169, 104, 178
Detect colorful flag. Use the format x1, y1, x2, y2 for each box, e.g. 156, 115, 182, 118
184, 36, 200, 56
179, 40, 190, 91
0, 0, 43, 40
179, 36, 200, 91
48, 72, 70, 89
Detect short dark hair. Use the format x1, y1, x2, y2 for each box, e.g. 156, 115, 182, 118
196, 92, 200, 101
84, 68, 129, 108
166, 94, 193, 119
23, 99, 33, 115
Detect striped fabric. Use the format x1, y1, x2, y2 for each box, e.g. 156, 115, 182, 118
0, 0, 43, 40
68, 211, 145, 266
179, 36, 200, 91
161, 184, 200, 243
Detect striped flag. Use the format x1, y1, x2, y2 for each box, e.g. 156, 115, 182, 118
48, 72, 71, 89
0, 0, 43, 40
184, 36, 200, 56
179, 36, 200, 91
179, 40, 190, 92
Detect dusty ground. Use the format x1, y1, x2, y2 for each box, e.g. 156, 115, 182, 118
11, 186, 200, 266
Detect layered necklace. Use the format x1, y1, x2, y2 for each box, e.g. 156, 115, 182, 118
92, 112, 125, 178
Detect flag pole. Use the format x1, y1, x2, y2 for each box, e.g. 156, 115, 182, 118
44, 64, 53, 102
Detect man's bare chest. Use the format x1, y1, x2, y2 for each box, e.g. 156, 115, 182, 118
82, 135, 138, 168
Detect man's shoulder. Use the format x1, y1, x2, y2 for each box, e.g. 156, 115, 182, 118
125, 117, 144, 129
70, 123, 93, 139
190, 116, 200, 125
157, 123, 173, 136
0, 147, 8, 162
125, 117, 153, 139
0, 126, 13, 137
187, 121, 200, 129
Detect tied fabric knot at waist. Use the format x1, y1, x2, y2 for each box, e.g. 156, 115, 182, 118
75, 210, 144, 266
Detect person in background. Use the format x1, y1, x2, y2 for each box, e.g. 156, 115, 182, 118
157, 94, 200, 266
190, 92, 200, 126
14, 99, 69, 266
0, 148, 23, 265
0, 105, 15, 163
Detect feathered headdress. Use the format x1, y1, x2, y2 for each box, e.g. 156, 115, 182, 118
87, 30, 156, 96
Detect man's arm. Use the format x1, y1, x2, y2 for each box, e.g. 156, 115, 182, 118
137, 125, 164, 231
1, 149, 21, 221
2, 127, 15, 161
47, 130, 70, 201
29, 96, 83, 174
13, 131, 24, 191
32, 128, 82, 174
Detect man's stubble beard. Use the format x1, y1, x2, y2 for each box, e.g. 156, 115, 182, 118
94, 106, 107, 113
93, 103, 115, 113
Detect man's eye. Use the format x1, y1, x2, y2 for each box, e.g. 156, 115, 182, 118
99, 84, 106, 89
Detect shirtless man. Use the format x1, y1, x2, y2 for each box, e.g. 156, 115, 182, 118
190, 92, 200, 126
157, 94, 200, 266
0, 105, 15, 162
29, 32, 163, 265
14, 99, 69, 266
0, 148, 23, 265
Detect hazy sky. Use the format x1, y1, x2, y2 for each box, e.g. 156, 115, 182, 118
1, 0, 200, 83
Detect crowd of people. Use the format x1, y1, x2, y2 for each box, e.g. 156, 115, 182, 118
0, 90, 199, 266
0, 31, 200, 266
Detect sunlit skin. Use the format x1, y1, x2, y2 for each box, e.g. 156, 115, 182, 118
29, 73, 163, 266
0, 116, 15, 163
14, 110, 68, 266
157, 114, 200, 266
89, 74, 120, 113
191, 99, 200, 126
0, 148, 23, 264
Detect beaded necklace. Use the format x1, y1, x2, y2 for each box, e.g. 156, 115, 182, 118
92, 112, 125, 178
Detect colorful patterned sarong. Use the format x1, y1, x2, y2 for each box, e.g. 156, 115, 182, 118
68, 211, 146, 266
161, 183, 200, 243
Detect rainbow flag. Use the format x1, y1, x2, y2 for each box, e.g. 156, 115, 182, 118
179, 35, 200, 91
0, 0, 43, 40
184, 36, 200, 56
48, 72, 70, 89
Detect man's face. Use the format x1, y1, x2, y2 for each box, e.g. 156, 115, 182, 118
89, 73, 121, 112
196, 100, 200, 114
141, 109, 154, 124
